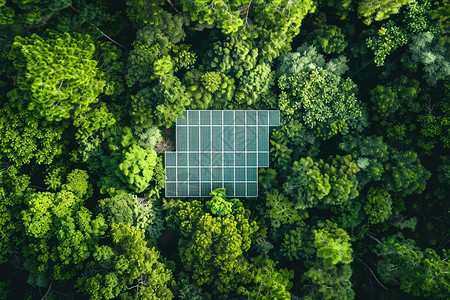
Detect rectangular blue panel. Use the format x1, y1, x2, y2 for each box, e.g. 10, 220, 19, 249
258, 152, 269, 167
177, 126, 187, 151
258, 126, 268, 151
201, 153, 211, 166
177, 153, 187, 166
246, 126, 256, 151
189, 126, 199, 151
223, 126, 234, 151
235, 167, 245, 181
247, 167, 257, 181
235, 153, 245, 166
246, 183, 257, 197
269, 110, 280, 126
212, 153, 222, 166
189, 152, 199, 166
212, 126, 222, 151
200, 111, 211, 125
201, 167, 211, 181
235, 126, 245, 151
178, 183, 188, 195
223, 111, 234, 125
246, 111, 256, 125
189, 183, 200, 197
247, 153, 257, 166
165, 152, 176, 166
235, 182, 246, 196
224, 153, 234, 166
235, 111, 245, 125
177, 167, 188, 181
258, 111, 268, 125
188, 111, 199, 125
200, 126, 211, 151
212, 111, 222, 125
165, 183, 176, 197
224, 168, 234, 181
212, 168, 223, 181
166, 168, 176, 181
189, 168, 199, 181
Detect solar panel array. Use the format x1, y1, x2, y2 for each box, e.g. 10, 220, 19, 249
165, 110, 280, 197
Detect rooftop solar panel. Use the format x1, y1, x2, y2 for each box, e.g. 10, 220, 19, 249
165, 110, 280, 197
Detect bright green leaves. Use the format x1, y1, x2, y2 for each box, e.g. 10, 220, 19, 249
181, 0, 246, 34
117, 144, 157, 193
278, 57, 367, 139
313, 221, 353, 265
126, 0, 165, 27
266, 189, 301, 227
358, 0, 410, 25
0, 0, 14, 25
367, 21, 408, 66
181, 0, 315, 36
0, 165, 30, 263
77, 223, 174, 299
98, 193, 164, 239
206, 188, 233, 216
237, 256, 294, 299
99, 126, 163, 195
303, 221, 354, 299
21, 170, 107, 281
173, 189, 258, 292
184, 69, 235, 109
0, 92, 67, 167
9, 32, 106, 121
285, 155, 359, 209
364, 187, 392, 224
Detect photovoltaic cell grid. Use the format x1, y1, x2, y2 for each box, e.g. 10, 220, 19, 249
165, 110, 280, 197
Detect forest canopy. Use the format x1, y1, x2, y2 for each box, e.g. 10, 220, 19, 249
0, 0, 449, 299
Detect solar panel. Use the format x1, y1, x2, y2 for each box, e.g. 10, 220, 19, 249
165, 110, 280, 197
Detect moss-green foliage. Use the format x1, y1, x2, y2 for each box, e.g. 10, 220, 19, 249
0, 92, 67, 167
285, 155, 359, 209
358, 0, 410, 25
9, 32, 106, 121
172, 189, 258, 292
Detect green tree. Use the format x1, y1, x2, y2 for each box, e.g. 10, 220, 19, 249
0, 165, 30, 263
364, 187, 392, 224
366, 21, 408, 66
358, 0, 410, 25
278, 65, 367, 139
265, 189, 301, 226
9, 32, 107, 121
284, 155, 359, 209
21, 170, 107, 282
172, 188, 258, 292
126, 0, 164, 26
374, 233, 450, 298
302, 221, 354, 299
237, 256, 294, 299
77, 223, 174, 299
180, 0, 315, 35
97, 193, 164, 239
0, 91, 67, 167
409, 31, 450, 86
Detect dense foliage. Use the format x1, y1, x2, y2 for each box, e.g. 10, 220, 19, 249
0, 0, 448, 299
